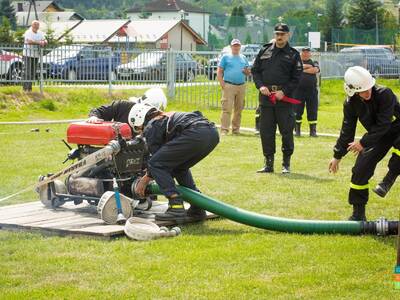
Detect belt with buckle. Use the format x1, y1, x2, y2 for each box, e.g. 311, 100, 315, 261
224, 80, 245, 86
267, 85, 283, 92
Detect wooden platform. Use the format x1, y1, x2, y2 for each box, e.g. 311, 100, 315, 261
0, 201, 218, 240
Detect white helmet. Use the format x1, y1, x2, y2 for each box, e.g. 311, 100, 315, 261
130, 88, 167, 110
344, 66, 375, 97
128, 103, 158, 128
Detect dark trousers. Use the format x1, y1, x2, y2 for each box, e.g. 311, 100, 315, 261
148, 125, 219, 198
23, 56, 38, 91
294, 88, 318, 123
259, 104, 295, 157
349, 131, 400, 205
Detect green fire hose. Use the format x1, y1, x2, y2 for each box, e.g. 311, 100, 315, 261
148, 183, 398, 235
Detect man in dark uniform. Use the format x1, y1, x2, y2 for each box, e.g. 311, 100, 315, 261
132, 103, 220, 222
251, 23, 303, 174
293, 47, 320, 137
329, 66, 400, 221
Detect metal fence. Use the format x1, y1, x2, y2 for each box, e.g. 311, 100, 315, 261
1, 44, 400, 110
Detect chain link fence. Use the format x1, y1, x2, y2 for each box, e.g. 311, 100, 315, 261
1, 44, 400, 109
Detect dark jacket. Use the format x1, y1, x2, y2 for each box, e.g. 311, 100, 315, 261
143, 112, 209, 155
89, 100, 135, 124
297, 59, 319, 90
251, 42, 303, 106
333, 86, 400, 159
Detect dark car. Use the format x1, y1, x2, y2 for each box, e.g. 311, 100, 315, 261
43, 45, 120, 81
339, 46, 400, 78
205, 44, 261, 80
116, 52, 198, 82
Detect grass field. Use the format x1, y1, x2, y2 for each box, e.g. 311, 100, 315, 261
0, 80, 400, 299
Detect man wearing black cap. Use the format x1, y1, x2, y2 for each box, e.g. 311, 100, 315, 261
251, 23, 303, 174
293, 47, 320, 137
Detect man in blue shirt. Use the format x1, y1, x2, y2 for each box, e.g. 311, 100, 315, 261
217, 39, 250, 135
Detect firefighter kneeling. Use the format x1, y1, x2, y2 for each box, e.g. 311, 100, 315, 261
130, 103, 220, 222
329, 66, 400, 221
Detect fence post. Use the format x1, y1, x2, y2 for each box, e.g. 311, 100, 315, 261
166, 49, 176, 99
108, 47, 112, 97
39, 47, 43, 96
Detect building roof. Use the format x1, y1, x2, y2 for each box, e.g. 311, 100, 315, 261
108, 19, 206, 45
59, 19, 131, 43
126, 0, 208, 14
12, 1, 64, 13
16, 11, 84, 26
37, 20, 82, 40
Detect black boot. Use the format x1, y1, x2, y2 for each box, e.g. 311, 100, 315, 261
282, 155, 291, 174
373, 171, 398, 198
187, 204, 207, 220
257, 155, 274, 173
310, 123, 318, 137
295, 122, 301, 137
348, 204, 366, 221
155, 196, 186, 221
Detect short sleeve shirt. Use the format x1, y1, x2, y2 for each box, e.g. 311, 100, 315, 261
218, 54, 249, 85
23, 29, 45, 58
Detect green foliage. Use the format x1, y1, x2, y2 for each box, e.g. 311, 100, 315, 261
39, 99, 57, 111
0, 0, 16, 29
14, 28, 25, 44
346, 0, 382, 30
244, 31, 252, 44
322, 0, 344, 42
62, 29, 74, 45
44, 26, 58, 47
228, 6, 246, 27
0, 16, 14, 44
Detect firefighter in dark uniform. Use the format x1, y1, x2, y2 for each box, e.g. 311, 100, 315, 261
294, 47, 320, 137
87, 88, 167, 126
131, 103, 220, 222
251, 23, 303, 174
329, 66, 400, 221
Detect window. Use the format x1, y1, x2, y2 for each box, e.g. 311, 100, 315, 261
17, 3, 23, 12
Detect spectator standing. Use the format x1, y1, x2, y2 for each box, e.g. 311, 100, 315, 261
217, 39, 250, 135
23, 20, 47, 92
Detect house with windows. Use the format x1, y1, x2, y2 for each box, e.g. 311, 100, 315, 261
126, 0, 210, 43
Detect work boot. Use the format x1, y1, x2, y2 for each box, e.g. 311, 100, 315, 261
282, 155, 291, 174
373, 171, 398, 198
257, 155, 274, 173
295, 122, 301, 137
187, 204, 207, 220
155, 196, 186, 221
310, 124, 318, 137
348, 204, 366, 221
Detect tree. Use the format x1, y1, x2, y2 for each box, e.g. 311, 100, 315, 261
322, 0, 344, 42
45, 25, 58, 47
0, 16, 14, 44
245, 32, 252, 44
346, 0, 382, 30
0, 0, 16, 29
62, 29, 74, 45
229, 6, 246, 27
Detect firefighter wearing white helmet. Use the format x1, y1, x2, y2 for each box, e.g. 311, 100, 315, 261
344, 66, 376, 97
133, 109, 219, 222
329, 66, 400, 221
87, 88, 168, 127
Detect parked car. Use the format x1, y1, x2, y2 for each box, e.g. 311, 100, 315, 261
116, 52, 198, 82
43, 45, 120, 80
339, 46, 400, 78
0, 50, 23, 81
205, 44, 261, 80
